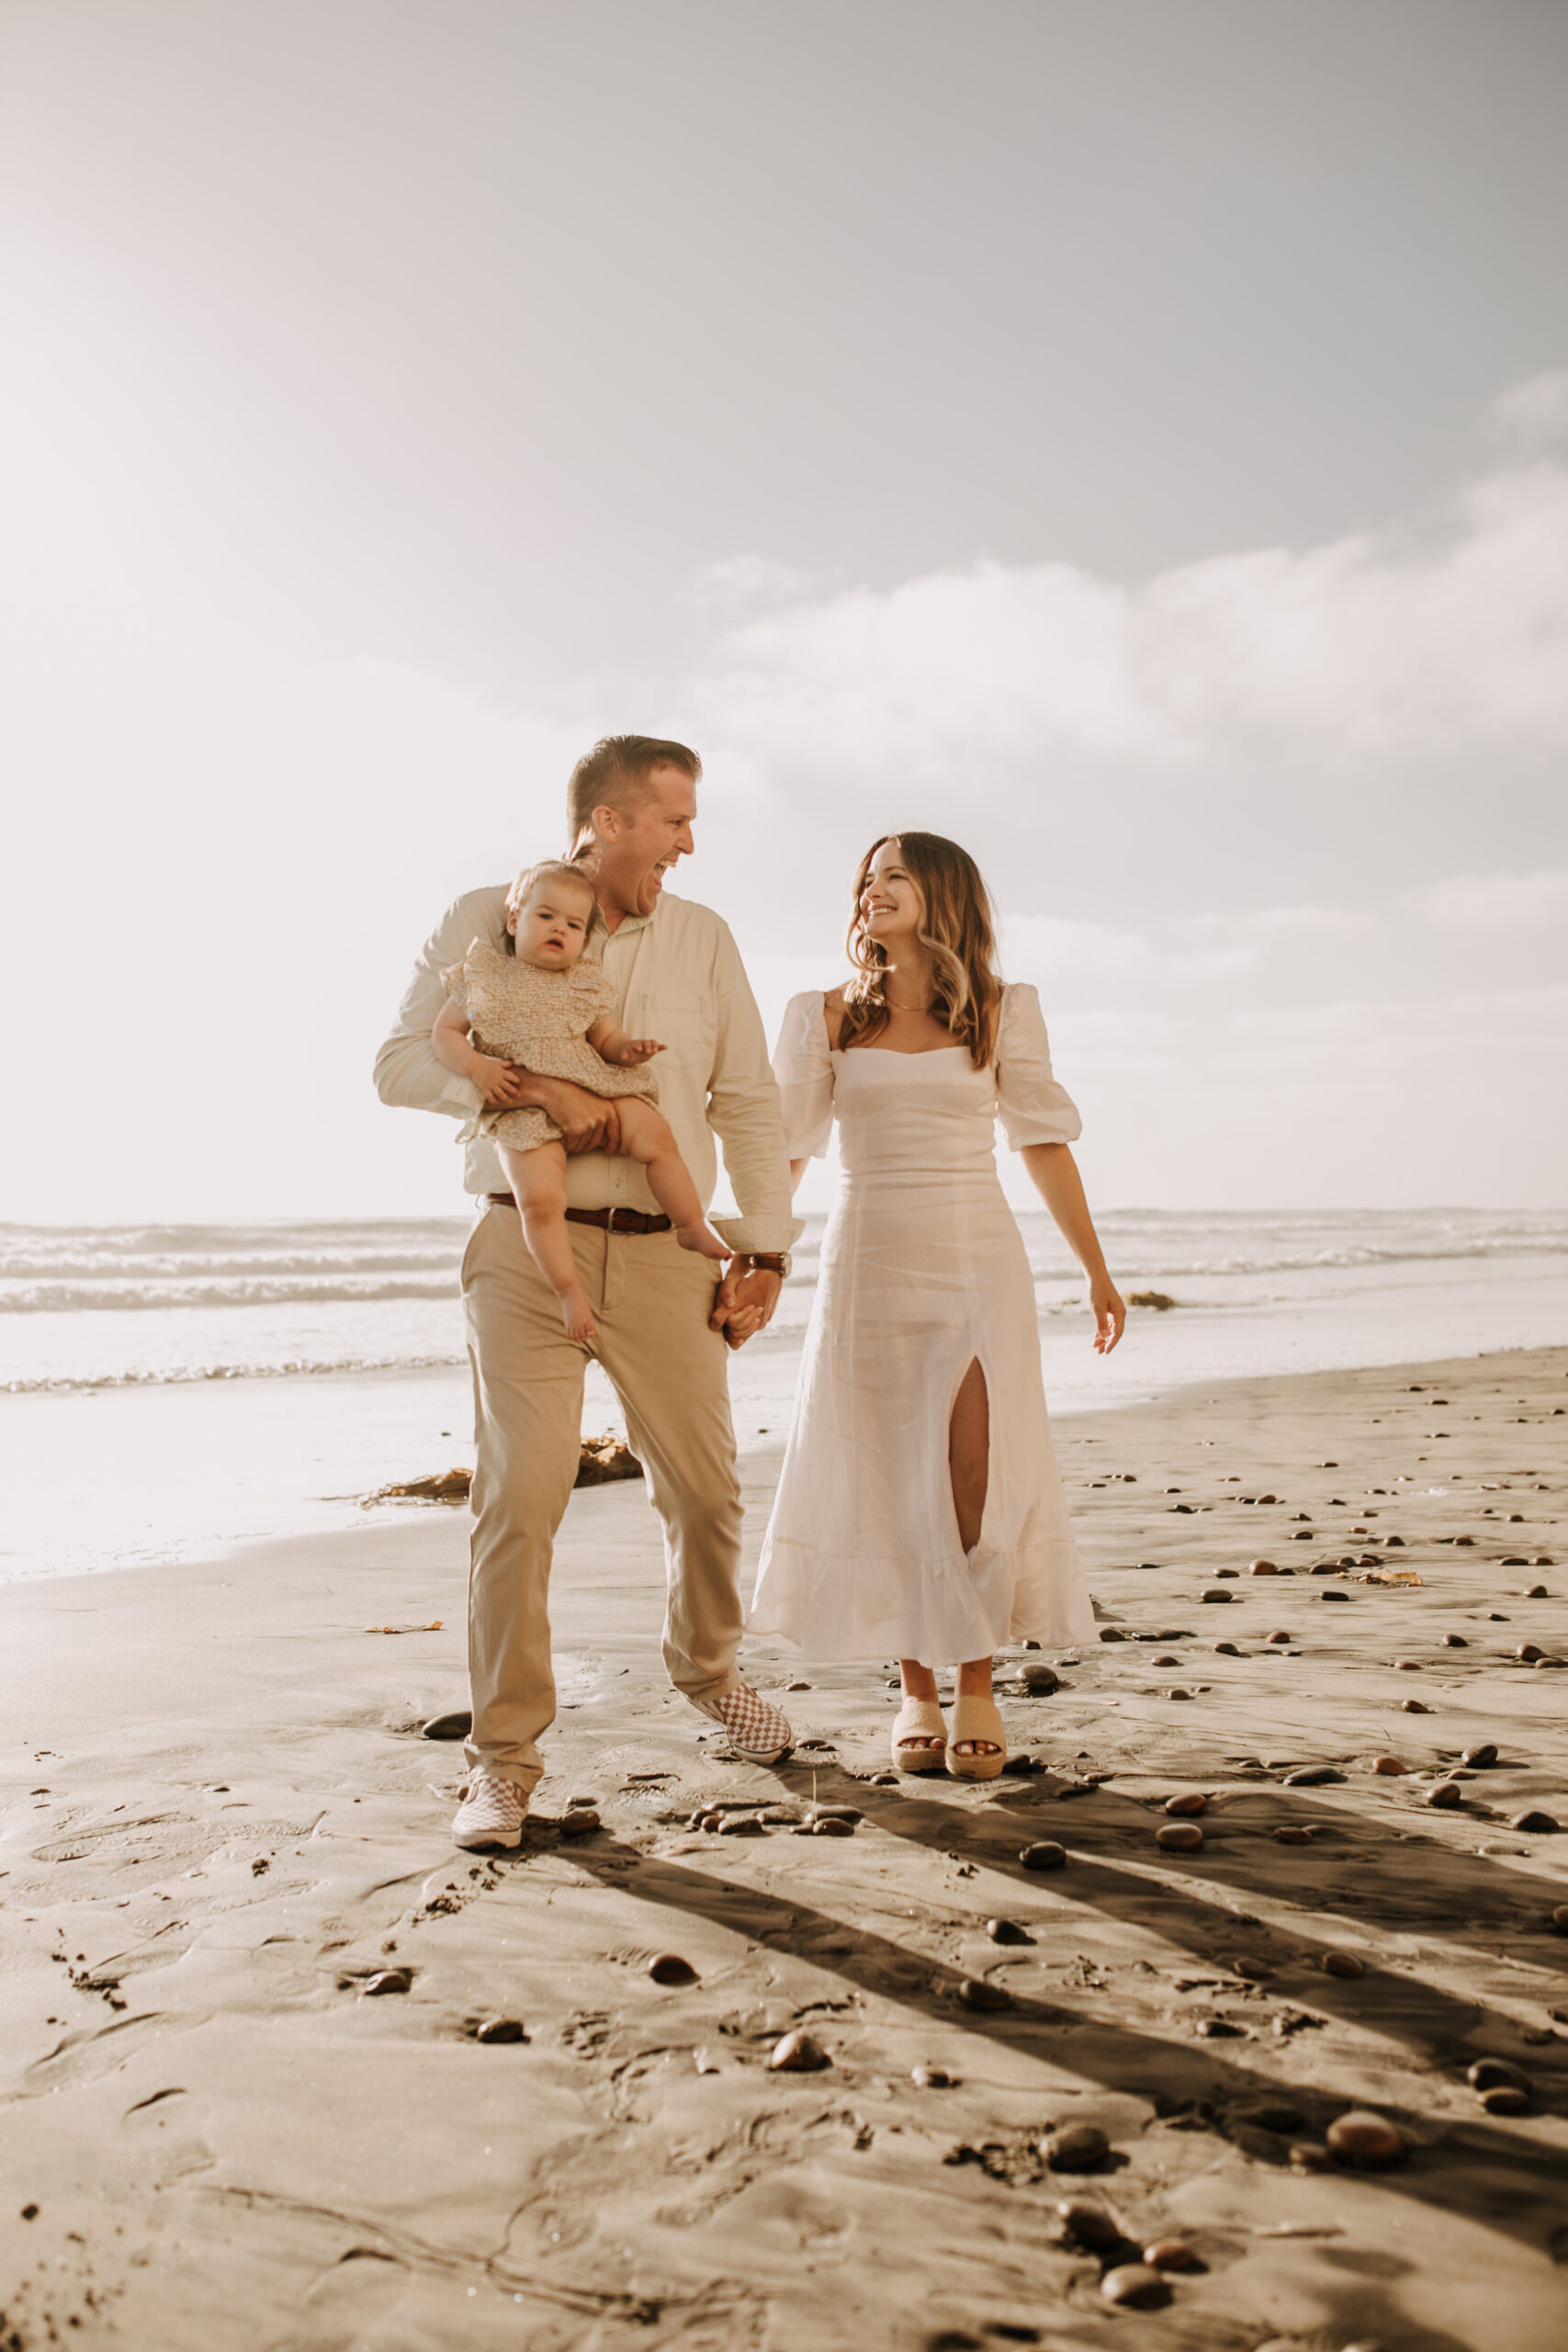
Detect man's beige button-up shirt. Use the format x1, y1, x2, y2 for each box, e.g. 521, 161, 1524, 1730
374, 886, 802, 1256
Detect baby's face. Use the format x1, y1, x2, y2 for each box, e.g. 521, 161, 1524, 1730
509, 882, 595, 967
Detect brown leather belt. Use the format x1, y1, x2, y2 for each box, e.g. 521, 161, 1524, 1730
485, 1193, 671, 1236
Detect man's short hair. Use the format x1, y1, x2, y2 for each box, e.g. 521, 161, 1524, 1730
567, 735, 702, 853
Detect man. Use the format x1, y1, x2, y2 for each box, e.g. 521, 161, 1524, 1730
375, 735, 800, 1849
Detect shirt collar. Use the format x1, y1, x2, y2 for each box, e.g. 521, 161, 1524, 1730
590, 898, 660, 946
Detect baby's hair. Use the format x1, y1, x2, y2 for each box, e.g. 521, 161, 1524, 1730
504, 858, 597, 936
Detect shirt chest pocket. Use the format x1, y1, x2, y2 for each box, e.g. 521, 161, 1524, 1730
638, 992, 712, 1076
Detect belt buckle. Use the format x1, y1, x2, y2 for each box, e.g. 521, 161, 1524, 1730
606, 1206, 637, 1235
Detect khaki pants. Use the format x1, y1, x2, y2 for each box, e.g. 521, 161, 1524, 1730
460, 1202, 744, 1790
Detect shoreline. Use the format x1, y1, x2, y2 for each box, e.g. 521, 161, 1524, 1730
6, 1263, 1568, 1581
3, 1343, 1566, 2347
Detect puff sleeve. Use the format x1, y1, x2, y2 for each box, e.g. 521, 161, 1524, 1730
995, 983, 1082, 1149
437, 947, 477, 1015
773, 991, 836, 1159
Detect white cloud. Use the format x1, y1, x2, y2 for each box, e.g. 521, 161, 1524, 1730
1420, 866, 1568, 931
1489, 369, 1568, 449
691, 462, 1568, 773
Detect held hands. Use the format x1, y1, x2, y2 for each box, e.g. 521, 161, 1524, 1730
1090, 1275, 1126, 1355
709, 1261, 783, 1351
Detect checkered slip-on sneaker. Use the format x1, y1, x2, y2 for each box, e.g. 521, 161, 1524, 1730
452, 1770, 530, 1850
693, 1680, 794, 1765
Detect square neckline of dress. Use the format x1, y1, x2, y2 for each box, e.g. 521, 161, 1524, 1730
821, 993, 972, 1061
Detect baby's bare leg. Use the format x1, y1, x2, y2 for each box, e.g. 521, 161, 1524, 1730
498, 1141, 596, 1340
613, 1101, 731, 1261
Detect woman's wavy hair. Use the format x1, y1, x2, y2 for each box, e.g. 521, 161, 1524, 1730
840, 832, 1003, 1069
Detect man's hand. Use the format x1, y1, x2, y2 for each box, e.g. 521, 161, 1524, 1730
709, 1261, 783, 1351
532, 1076, 623, 1155
472, 1054, 532, 1108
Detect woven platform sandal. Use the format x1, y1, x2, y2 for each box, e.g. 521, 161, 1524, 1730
946, 1692, 1006, 1781
891, 1696, 948, 1774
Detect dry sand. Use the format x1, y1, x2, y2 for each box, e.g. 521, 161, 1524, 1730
2, 1345, 1565, 2352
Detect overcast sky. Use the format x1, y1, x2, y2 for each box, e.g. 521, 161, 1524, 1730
3, 0, 1565, 1222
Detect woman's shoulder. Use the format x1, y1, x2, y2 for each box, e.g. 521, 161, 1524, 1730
777, 986, 843, 1058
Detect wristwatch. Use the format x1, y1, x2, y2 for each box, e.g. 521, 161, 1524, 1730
747, 1251, 792, 1278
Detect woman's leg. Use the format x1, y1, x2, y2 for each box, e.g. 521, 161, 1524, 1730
948, 1359, 1000, 1759
498, 1141, 596, 1341
614, 1100, 731, 1261
897, 1361, 998, 1761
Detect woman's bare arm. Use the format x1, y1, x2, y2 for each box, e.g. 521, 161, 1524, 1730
1020, 1142, 1125, 1354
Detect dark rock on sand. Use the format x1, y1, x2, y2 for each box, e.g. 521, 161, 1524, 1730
1020, 1841, 1067, 1871
475, 2017, 525, 2043
1163, 1792, 1207, 1815
648, 1953, 699, 1985
911, 2064, 953, 2087
1014, 1663, 1061, 1694
1099, 1627, 1127, 1643
1480, 2085, 1531, 2114
1511, 1810, 1562, 1834
1426, 1781, 1465, 1809
1322, 1951, 1366, 1978
1055, 2199, 1122, 2251
1401, 1698, 1431, 1713
1326, 2110, 1405, 2166
1143, 2237, 1198, 2272
422, 1709, 472, 1740
361, 1968, 412, 1996
768, 2030, 830, 2071
987, 1918, 1032, 1944
1283, 1765, 1340, 1786
1551, 1905, 1568, 1934
1201, 1589, 1235, 1603
1043, 2123, 1110, 2171
1462, 1743, 1499, 1767
558, 1808, 601, 1838
1468, 2057, 1530, 2093
1101, 2264, 1169, 2309
1441, 1633, 1469, 1647
959, 1976, 1014, 2011
1213, 1641, 1242, 1656
1156, 1822, 1204, 1852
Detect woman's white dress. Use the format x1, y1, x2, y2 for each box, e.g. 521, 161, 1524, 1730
750, 984, 1097, 1666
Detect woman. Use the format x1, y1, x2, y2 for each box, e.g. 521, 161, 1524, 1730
750, 833, 1124, 1777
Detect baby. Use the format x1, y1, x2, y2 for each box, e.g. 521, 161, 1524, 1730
433, 859, 730, 1341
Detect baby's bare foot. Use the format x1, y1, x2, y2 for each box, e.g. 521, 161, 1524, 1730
676, 1223, 732, 1263
559, 1289, 597, 1342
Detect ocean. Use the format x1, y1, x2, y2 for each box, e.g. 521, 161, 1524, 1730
3, 1207, 1564, 1581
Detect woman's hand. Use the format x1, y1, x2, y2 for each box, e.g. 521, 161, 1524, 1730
473, 1055, 531, 1107
1090, 1275, 1126, 1355
709, 1262, 783, 1350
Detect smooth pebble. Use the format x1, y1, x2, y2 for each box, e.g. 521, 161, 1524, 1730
1326, 2109, 1405, 2166
768, 2030, 829, 2072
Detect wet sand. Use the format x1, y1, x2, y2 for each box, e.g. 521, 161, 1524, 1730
2, 1345, 1565, 2351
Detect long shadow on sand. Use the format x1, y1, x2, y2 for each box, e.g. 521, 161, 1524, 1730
547, 1772, 1568, 2307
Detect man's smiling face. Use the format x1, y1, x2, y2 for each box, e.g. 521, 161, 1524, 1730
592, 765, 698, 922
